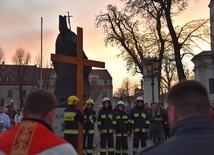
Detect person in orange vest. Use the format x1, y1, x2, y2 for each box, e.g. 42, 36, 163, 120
83, 98, 97, 155
0, 90, 77, 155
63, 95, 84, 152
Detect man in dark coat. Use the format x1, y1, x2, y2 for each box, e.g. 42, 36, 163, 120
138, 80, 214, 155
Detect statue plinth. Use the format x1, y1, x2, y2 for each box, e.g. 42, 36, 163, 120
52, 107, 65, 137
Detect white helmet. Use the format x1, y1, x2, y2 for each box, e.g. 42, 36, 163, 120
102, 97, 110, 103
117, 100, 125, 106
136, 96, 144, 102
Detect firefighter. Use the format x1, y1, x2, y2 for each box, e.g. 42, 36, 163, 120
114, 100, 130, 155
63, 95, 84, 152
83, 99, 97, 155
129, 97, 150, 155
97, 97, 115, 155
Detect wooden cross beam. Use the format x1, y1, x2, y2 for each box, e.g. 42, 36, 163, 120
51, 27, 105, 154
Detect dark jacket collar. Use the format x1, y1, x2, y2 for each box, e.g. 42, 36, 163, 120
170, 116, 214, 137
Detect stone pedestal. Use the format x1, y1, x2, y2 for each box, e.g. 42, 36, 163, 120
52, 107, 65, 137
52, 107, 101, 148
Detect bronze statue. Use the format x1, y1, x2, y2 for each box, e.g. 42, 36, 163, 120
53, 15, 91, 107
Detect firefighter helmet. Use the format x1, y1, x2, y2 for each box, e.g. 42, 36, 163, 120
117, 100, 125, 106
136, 96, 144, 102
102, 97, 110, 103
68, 95, 79, 106
85, 98, 95, 107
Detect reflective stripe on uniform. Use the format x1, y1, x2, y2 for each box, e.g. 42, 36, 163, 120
134, 113, 139, 117
83, 130, 94, 134
87, 149, 93, 153
134, 128, 148, 132
97, 121, 101, 125
100, 148, 106, 153
133, 148, 139, 153
145, 120, 150, 124
141, 113, 146, 118
108, 148, 114, 152
64, 129, 78, 134
115, 149, 121, 153
122, 149, 129, 153
122, 115, 128, 119
115, 133, 128, 137
101, 114, 106, 118
116, 116, 121, 119
64, 112, 76, 121
108, 114, 113, 120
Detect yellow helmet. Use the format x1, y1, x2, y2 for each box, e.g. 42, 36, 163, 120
85, 98, 94, 107
68, 95, 79, 106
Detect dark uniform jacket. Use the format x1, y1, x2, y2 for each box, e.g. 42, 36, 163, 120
63, 105, 84, 134
138, 116, 214, 155
113, 110, 130, 137
83, 108, 96, 133
129, 105, 150, 132
97, 107, 115, 133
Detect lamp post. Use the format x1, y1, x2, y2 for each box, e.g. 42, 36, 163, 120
145, 57, 159, 102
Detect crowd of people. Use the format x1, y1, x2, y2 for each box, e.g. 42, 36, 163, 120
63, 92, 169, 155
0, 80, 214, 155
0, 106, 22, 134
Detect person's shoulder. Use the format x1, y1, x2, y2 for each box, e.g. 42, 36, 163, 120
3, 113, 10, 118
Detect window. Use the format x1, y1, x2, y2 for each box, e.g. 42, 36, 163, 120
7, 90, 13, 98
23, 76, 28, 82
21, 90, 26, 97
104, 80, 107, 85
103, 92, 107, 97
92, 80, 97, 85
6, 74, 14, 82
209, 78, 214, 94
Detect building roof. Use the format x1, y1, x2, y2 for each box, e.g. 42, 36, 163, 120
89, 69, 112, 79
0, 64, 38, 85
191, 51, 214, 62
0, 64, 112, 85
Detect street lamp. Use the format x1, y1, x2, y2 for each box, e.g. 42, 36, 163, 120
145, 57, 159, 102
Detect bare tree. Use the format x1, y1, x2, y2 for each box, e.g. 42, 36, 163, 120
113, 77, 139, 106
95, 5, 158, 76
96, 1, 209, 99
42, 66, 55, 91
125, 0, 210, 80
12, 47, 31, 108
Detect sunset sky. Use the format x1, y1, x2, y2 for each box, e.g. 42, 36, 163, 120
0, 0, 211, 92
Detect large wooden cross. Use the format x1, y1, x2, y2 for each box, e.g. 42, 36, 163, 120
51, 27, 105, 154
